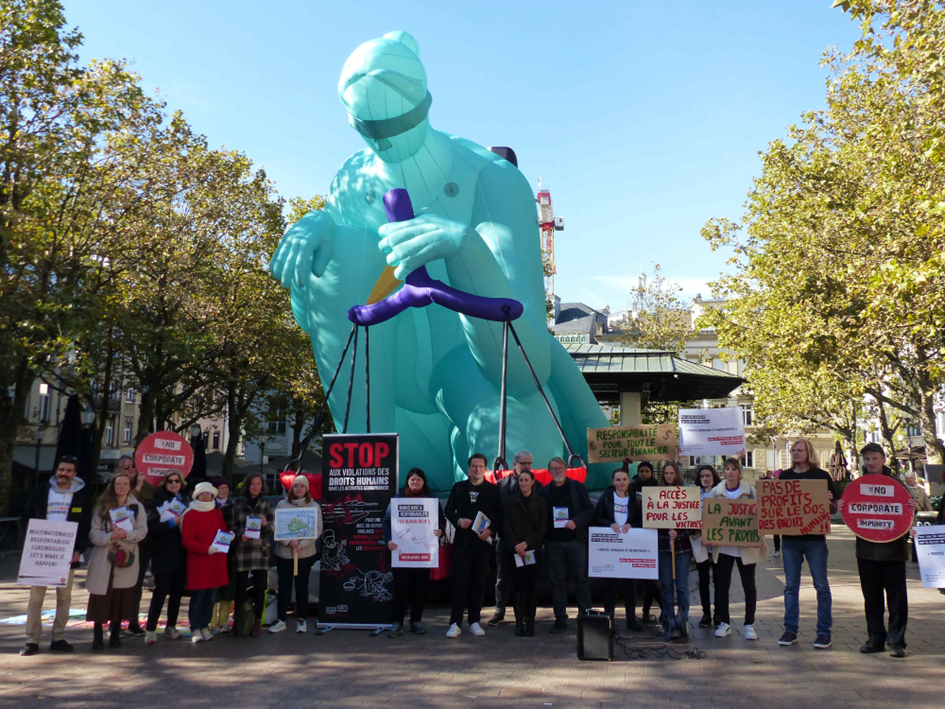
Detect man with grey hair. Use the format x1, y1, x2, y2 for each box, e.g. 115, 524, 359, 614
488, 450, 540, 626
539, 456, 595, 634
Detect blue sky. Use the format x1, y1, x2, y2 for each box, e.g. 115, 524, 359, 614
67, 1, 862, 311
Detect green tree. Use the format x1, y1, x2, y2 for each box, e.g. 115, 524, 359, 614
0, 0, 157, 514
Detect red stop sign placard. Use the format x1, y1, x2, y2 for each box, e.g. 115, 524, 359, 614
135, 432, 194, 486
841, 474, 914, 542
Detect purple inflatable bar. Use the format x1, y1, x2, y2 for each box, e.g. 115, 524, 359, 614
347, 189, 524, 326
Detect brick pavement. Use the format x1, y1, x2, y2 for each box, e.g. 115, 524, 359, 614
0, 525, 943, 708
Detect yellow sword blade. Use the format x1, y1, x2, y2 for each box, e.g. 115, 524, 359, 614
365, 265, 403, 305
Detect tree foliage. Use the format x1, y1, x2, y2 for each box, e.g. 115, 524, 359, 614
702, 3, 945, 465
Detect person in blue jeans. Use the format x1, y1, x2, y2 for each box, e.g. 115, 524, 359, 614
776, 439, 837, 650
657, 462, 691, 640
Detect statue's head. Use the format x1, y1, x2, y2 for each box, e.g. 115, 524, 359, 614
339, 31, 430, 164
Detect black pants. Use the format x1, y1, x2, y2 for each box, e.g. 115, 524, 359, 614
603, 578, 635, 620
450, 542, 490, 626
276, 555, 316, 622
494, 538, 514, 612
145, 569, 185, 631
773, 535, 781, 553
857, 558, 908, 648
511, 550, 541, 612
696, 558, 717, 616
715, 554, 756, 625
392, 567, 431, 624
639, 580, 661, 616
235, 569, 267, 620
129, 541, 152, 629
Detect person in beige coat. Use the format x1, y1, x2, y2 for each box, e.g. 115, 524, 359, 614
86, 473, 148, 650
706, 459, 767, 641
269, 476, 323, 634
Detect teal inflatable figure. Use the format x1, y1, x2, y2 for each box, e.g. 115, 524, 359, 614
269, 31, 610, 490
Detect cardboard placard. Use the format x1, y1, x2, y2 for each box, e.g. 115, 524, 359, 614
915, 525, 945, 588
390, 498, 439, 569
757, 479, 831, 536
642, 487, 702, 529
274, 507, 320, 541
586, 424, 677, 464
702, 497, 761, 547
17, 519, 78, 587
840, 474, 914, 542
678, 408, 745, 456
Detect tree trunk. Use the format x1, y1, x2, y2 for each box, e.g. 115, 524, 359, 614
918, 385, 945, 466
0, 357, 35, 516
222, 384, 240, 480
875, 397, 900, 474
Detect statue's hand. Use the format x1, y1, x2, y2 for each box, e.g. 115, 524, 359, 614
377, 213, 469, 280
269, 210, 335, 287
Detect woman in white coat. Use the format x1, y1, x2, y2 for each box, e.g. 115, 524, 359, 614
87, 473, 149, 649
707, 458, 767, 641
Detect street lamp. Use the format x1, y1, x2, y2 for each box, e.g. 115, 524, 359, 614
190, 424, 201, 440
33, 423, 46, 490
81, 407, 95, 427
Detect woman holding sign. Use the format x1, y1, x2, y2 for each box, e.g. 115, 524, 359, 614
227, 473, 275, 637
86, 473, 148, 650
707, 459, 767, 641
504, 469, 548, 636
594, 467, 643, 630
144, 472, 191, 643
629, 461, 662, 625
271, 475, 322, 634
383, 468, 445, 638
181, 482, 230, 643
692, 465, 720, 627
658, 463, 692, 640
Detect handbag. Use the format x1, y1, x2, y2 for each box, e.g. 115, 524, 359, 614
430, 536, 454, 581
108, 544, 135, 568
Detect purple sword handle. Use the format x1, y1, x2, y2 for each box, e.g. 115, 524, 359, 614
347, 189, 524, 326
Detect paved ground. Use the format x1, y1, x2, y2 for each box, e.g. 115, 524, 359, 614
1, 525, 943, 708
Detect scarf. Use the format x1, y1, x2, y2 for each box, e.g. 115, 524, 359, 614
188, 499, 215, 513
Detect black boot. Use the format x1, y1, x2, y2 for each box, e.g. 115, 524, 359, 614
525, 595, 536, 637
92, 624, 104, 650
109, 622, 122, 648
513, 596, 525, 637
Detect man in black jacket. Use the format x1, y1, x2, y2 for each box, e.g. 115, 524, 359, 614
488, 450, 538, 626
19, 456, 92, 656
838, 443, 917, 659
444, 453, 502, 638
539, 456, 595, 634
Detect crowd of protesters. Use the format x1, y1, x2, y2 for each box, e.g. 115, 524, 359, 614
17, 442, 925, 660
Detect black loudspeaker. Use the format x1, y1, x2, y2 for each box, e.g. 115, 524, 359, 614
577, 610, 613, 661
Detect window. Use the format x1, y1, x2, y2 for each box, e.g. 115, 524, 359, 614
906, 421, 921, 438
105, 417, 115, 447
743, 450, 754, 468
122, 417, 132, 444
213, 432, 220, 450
740, 404, 753, 427
125, 389, 135, 403
37, 385, 51, 422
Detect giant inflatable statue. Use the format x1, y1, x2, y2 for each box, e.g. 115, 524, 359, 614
269, 31, 610, 490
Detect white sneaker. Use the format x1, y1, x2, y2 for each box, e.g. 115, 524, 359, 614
773, 551, 780, 558
469, 622, 486, 636
744, 624, 758, 641
296, 619, 307, 634
164, 626, 182, 640
191, 633, 204, 643
446, 623, 462, 638
269, 620, 287, 634
201, 627, 214, 642
144, 630, 157, 644
715, 622, 732, 637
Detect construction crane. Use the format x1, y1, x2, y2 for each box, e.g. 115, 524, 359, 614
536, 177, 564, 298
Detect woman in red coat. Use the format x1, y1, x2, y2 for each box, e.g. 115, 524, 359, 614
181, 482, 229, 643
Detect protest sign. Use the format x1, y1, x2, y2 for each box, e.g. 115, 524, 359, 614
586, 424, 677, 464
840, 474, 914, 543
757, 479, 831, 536
391, 498, 439, 568
642, 487, 702, 529
135, 431, 194, 487
588, 527, 658, 580
17, 519, 78, 587
274, 507, 320, 541
678, 408, 745, 456
702, 498, 761, 547
320, 433, 397, 627
915, 525, 945, 588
